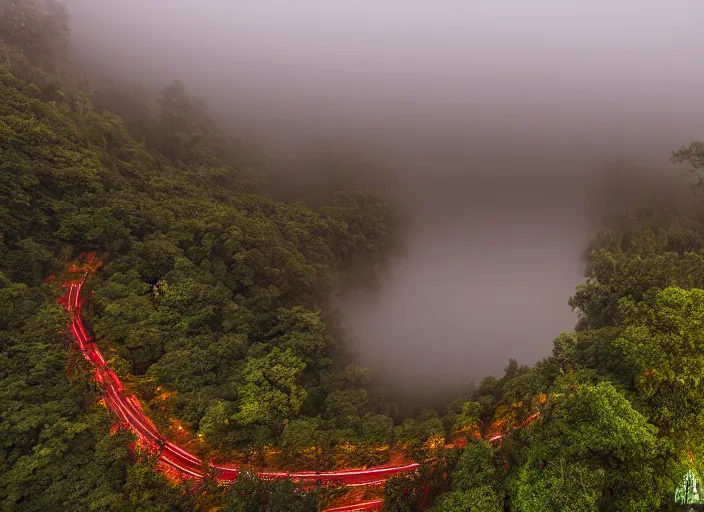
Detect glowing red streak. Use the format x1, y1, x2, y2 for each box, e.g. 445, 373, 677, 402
58, 255, 546, 510
257, 463, 420, 483
322, 500, 384, 511
346, 480, 386, 487
105, 388, 160, 443
514, 412, 541, 430
57, 255, 421, 511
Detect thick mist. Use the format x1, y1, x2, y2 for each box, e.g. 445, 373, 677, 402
64, 0, 704, 401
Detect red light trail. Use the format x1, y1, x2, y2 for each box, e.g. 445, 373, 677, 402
322, 499, 386, 511
56, 254, 419, 511
56, 253, 542, 511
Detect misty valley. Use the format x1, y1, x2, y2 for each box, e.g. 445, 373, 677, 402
4, 1, 704, 511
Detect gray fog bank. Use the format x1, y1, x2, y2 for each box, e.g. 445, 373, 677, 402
64, 0, 703, 401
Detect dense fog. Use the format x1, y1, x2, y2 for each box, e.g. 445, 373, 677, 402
64, 0, 703, 401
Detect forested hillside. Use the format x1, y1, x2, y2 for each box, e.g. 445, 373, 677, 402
0, 2, 403, 510
4, 1, 704, 511
395, 183, 704, 511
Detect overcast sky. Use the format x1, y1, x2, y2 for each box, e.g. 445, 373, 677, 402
64, 0, 702, 402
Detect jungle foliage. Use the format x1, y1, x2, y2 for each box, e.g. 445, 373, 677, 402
3, 2, 704, 511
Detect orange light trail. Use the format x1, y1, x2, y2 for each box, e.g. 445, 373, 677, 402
57, 254, 424, 511
58, 254, 544, 510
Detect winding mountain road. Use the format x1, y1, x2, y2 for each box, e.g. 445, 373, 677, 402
57, 255, 419, 511
57, 254, 544, 510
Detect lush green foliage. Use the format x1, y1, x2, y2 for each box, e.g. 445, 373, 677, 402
225, 471, 321, 512
5, 2, 704, 510
0, 4, 401, 509
422, 181, 704, 511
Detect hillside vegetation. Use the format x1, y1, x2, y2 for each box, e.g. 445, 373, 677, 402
4, 1, 704, 511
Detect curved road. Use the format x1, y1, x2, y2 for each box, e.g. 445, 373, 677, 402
58, 254, 543, 510
57, 256, 419, 511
